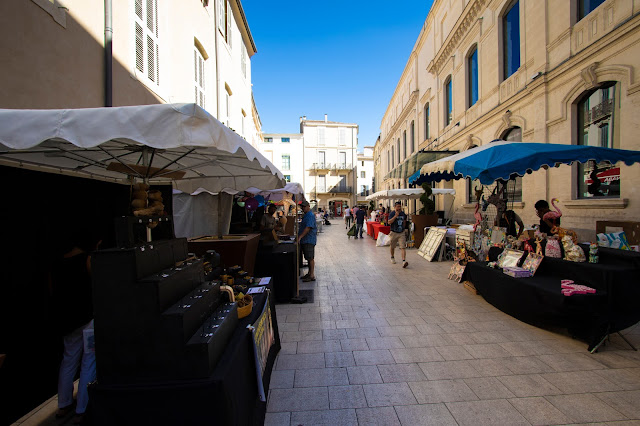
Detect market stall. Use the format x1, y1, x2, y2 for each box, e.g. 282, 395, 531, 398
0, 104, 285, 422
412, 140, 640, 351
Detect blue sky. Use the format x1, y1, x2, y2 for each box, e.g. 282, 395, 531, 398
243, 1, 434, 150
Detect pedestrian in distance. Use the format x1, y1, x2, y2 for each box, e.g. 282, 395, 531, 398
354, 205, 366, 238
344, 205, 352, 229
388, 201, 408, 268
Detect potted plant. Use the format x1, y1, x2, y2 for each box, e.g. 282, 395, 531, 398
411, 183, 439, 248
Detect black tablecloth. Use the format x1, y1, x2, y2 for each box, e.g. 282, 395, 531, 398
464, 255, 640, 349
89, 282, 280, 426
254, 243, 297, 303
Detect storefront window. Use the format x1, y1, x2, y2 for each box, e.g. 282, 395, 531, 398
577, 82, 620, 198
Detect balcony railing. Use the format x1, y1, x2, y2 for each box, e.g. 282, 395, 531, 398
313, 185, 353, 194
358, 190, 370, 197
307, 162, 332, 171
584, 98, 614, 126
333, 163, 353, 171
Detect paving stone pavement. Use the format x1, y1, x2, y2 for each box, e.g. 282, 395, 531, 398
265, 221, 640, 426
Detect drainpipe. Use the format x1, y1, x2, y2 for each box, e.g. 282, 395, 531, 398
104, 0, 113, 107
214, 2, 220, 119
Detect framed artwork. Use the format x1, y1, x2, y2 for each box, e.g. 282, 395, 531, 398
448, 261, 466, 282
522, 252, 544, 275
417, 227, 447, 261
497, 248, 524, 268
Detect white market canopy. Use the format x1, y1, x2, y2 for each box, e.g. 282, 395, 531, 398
245, 182, 305, 201
366, 188, 456, 201
0, 103, 285, 193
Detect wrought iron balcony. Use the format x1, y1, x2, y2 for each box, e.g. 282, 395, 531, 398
584, 98, 614, 126
312, 185, 353, 194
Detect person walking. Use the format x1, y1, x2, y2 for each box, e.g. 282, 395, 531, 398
388, 201, 408, 268
51, 230, 101, 424
354, 206, 366, 239
344, 205, 352, 229
298, 201, 317, 282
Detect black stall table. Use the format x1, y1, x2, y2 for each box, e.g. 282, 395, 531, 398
254, 242, 297, 303
89, 280, 281, 426
463, 247, 640, 351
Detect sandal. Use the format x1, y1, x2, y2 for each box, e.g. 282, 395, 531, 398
302, 276, 316, 282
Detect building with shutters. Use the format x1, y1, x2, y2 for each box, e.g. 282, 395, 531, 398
257, 133, 305, 186
0, 0, 262, 147
377, 0, 640, 239
356, 146, 374, 207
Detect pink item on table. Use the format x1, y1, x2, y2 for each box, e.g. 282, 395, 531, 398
560, 281, 596, 296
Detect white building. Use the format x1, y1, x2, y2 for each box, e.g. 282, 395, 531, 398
356, 146, 374, 206
257, 133, 305, 185
1, 0, 261, 147
302, 115, 359, 216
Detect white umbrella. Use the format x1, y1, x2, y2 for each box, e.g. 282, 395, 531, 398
366, 188, 456, 201
0, 103, 285, 192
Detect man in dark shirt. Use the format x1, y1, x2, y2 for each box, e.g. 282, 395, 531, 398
354, 206, 366, 239
388, 201, 408, 268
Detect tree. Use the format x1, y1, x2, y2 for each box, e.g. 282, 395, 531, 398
419, 183, 435, 215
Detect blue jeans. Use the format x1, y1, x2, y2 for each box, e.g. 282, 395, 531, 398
355, 222, 363, 238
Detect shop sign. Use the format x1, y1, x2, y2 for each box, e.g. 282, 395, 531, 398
585, 167, 620, 185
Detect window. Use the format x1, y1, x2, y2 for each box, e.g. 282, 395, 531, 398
217, 0, 231, 46
241, 45, 247, 78
387, 151, 390, 173
241, 110, 246, 137
317, 151, 325, 168
318, 175, 326, 192
281, 155, 290, 171
339, 152, 347, 168
503, 1, 520, 80
339, 128, 346, 146
194, 47, 205, 108
264, 137, 273, 143
424, 104, 430, 139
318, 127, 325, 146
225, 92, 230, 127
396, 139, 400, 164
281, 137, 290, 143
361, 171, 366, 178
134, 0, 160, 86
410, 121, 415, 154
391, 147, 394, 168
468, 46, 478, 107
579, 0, 606, 20
361, 161, 364, 167
577, 82, 620, 198
284, 175, 291, 182
445, 77, 453, 126
403, 131, 407, 159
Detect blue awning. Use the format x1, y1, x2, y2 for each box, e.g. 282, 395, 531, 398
415, 141, 640, 185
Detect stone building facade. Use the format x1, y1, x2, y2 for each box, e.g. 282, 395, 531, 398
377, 0, 640, 239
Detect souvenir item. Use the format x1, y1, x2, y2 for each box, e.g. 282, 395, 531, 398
490, 227, 507, 246
561, 281, 596, 296
497, 248, 524, 268
503, 266, 532, 278
448, 261, 466, 282
589, 242, 599, 263
562, 235, 586, 262
545, 237, 562, 258
521, 252, 543, 276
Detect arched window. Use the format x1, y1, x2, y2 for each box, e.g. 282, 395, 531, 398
576, 82, 620, 198
468, 46, 478, 107
502, 1, 520, 80
444, 76, 453, 126
424, 104, 430, 139
396, 138, 401, 164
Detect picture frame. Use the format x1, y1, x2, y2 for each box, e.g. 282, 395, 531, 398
448, 261, 466, 282
417, 227, 447, 261
497, 248, 524, 268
